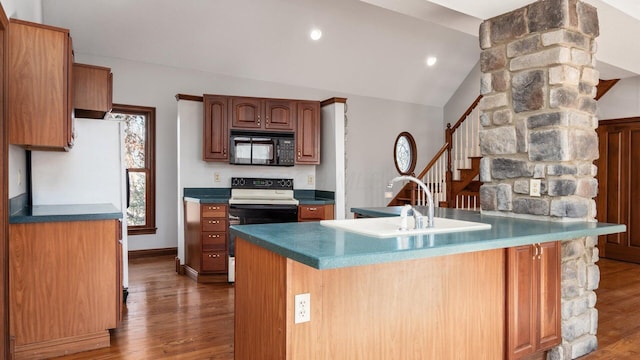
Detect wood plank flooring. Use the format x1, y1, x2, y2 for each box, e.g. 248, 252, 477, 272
52, 255, 640, 359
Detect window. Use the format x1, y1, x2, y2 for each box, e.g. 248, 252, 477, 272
111, 104, 156, 235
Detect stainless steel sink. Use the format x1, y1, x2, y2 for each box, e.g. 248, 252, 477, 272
320, 216, 491, 238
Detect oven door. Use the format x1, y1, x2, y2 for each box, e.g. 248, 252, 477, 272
228, 204, 298, 257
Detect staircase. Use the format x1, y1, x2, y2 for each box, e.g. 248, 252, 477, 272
388, 79, 621, 210
388, 96, 483, 209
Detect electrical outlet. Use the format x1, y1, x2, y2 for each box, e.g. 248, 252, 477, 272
294, 293, 311, 324
214, 173, 220, 183
530, 179, 541, 197
307, 175, 314, 185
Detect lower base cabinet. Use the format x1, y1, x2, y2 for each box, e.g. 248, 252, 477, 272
9, 219, 121, 360
298, 204, 334, 221
507, 241, 561, 359
184, 201, 229, 282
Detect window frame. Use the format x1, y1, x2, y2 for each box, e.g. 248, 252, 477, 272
112, 103, 157, 236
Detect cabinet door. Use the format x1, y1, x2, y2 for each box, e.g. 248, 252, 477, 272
8, 19, 73, 150
537, 241, 561, 351
295, 101, 321, 164
203, 95, 229, 161
506, 242, 561, 359
73, 63, 113, 119
506, 245, 537, 360
231, 97, 262, 129
265, 99, 295, 130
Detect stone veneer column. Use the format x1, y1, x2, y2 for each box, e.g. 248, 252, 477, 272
478, 0, 600, 359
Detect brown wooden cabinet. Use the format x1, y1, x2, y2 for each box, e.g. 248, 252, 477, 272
296, 101, 321, 164
230, 96, 295, 131
298, 204, 334, 222
9, 219, 121, 359
203, 94, 321, 164
506, 241, 561, 360
184, 202, 229, 282
597, 118, 640, 263
203, 95, 229, 161
8, 19, 74, 151
73, 63, 113, 119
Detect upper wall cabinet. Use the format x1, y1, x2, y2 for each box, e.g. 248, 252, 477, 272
8, 19, 74, 151
203, 95, 229, 162
296, 101, 320, 165
230, 96, 295, 131
203, 94, 321, 164
73, 63, 113, 119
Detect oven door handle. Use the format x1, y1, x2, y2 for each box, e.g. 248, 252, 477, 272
229, 204, 298, 211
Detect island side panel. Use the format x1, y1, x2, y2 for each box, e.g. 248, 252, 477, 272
234, 238, 287, 360
313, 249, 505, 359
236, 237, 506, 359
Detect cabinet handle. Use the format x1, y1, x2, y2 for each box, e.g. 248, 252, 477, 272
298, 150, 301, 158
208, 234, 220, 238
208, 206, 220, 210
533, 244, 539, 259
308, 207, 317, 211
223, 148, 227, 155
539, 244, 543, 259
208, 253, 220, 258
208, 220, 220, 224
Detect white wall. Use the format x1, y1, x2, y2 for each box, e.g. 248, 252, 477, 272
344, 96, 443, 215
75, 53, 443, 251
317, 102, 346, 219
444, 61, 481, 128
0, 0, 41, 22
597, 76, 640, 120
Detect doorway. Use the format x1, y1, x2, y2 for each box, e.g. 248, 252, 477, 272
597, 118, 640, 263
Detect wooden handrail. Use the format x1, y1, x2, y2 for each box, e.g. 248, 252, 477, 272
416, 142, 449, 179
449, 95, 482, 133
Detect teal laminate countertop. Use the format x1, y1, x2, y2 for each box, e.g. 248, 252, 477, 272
229, 207, 626, 270
10, 203, 123, 224
182, 188, 335, 205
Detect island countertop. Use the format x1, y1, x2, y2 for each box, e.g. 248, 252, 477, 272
229, 207, 625, 270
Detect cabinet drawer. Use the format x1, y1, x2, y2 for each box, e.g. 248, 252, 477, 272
202, 232, 226, 250
202, 218, 227, 232
202, 251, 227, 272
298, 205, 332, 221
201, 205, 227, 218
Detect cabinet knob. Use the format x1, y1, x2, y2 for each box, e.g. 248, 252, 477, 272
308, 207, 317, 211
223, 148, 227, 155
298, 151, 301, 158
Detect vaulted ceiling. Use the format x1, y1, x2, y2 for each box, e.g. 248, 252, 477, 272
41, 0, 640, 107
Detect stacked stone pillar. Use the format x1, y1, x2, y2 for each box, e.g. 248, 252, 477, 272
478, 0, 600, 358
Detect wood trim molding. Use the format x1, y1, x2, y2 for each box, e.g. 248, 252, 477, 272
175, 94, 203, 102
598, 117, 640, 126
595, 79, 620, 100
320, 97, 347, 106
128, 247, 177, 259
1, 3, 9, 359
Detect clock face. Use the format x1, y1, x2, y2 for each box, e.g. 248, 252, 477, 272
393, 132, 417, 175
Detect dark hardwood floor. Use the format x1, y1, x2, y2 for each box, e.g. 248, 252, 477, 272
55, 255, 234, 359
53, 255, 640, 359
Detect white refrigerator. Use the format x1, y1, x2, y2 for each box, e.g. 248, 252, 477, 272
31, 118, 130, 293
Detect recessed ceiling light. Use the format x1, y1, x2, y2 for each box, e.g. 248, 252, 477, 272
310, 28, 322, 41
426, 56, 437, 67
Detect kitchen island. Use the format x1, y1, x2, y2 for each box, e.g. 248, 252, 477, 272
230, 207, 625, 359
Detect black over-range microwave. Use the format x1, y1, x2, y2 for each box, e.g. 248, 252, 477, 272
229, 131, 295, 166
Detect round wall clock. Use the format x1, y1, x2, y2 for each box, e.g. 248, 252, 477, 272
393, 132, 417, 176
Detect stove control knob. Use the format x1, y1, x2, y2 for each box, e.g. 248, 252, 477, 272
239, 179, 245, 186
232, 178, 238, 186
266, 180, 273, 187
286, 180, 292, 187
